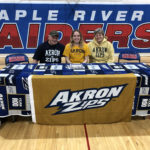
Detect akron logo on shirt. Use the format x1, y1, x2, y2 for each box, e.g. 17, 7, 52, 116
45, 84, 127, 115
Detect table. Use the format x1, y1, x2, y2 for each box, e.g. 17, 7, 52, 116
0, 63, 150, 124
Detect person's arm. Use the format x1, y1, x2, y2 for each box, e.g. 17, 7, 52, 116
83, 43, 91, 63
83, 56, 89, 63
107, 43, 115, 63
65, 57, 72, 63
87, 42, 93, 63
61, 57, 66, 63
60, 44, 65, 63
63, 44, 71, 63
32, 43, 43, 63
33, 59, 38, 63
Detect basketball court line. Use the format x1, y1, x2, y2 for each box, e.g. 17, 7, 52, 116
84, 124, 91, 150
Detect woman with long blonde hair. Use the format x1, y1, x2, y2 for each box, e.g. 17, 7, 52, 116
63, 30, 91, 63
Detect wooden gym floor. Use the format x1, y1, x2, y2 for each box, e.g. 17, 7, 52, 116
0, 117, 150, 150
0, 55, 150, 150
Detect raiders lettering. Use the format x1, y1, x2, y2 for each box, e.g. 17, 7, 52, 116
1, 23, 150, 48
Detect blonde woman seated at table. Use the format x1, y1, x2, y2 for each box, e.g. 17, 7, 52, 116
88, 28, 115, 63
63, 30, 91, 63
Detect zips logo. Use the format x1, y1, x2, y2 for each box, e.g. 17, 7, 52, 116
45, 84, 127, 114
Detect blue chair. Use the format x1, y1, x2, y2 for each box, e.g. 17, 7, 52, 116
118, 50, 140, 63
5, 53, 29, 65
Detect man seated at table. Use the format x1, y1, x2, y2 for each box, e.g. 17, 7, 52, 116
33, 30, 65, 63
88, 28, 115, 63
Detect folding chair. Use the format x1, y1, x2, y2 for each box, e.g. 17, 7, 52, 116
5, 53, 29, 65
118, 50, 140, 63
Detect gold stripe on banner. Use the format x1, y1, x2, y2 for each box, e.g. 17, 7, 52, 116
30, 74, 136, 125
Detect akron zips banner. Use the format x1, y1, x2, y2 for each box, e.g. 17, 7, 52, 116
1, 2, 150, 54
29, 74, 136, 125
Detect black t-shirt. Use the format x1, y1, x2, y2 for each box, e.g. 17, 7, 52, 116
33, 41, 65, 63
